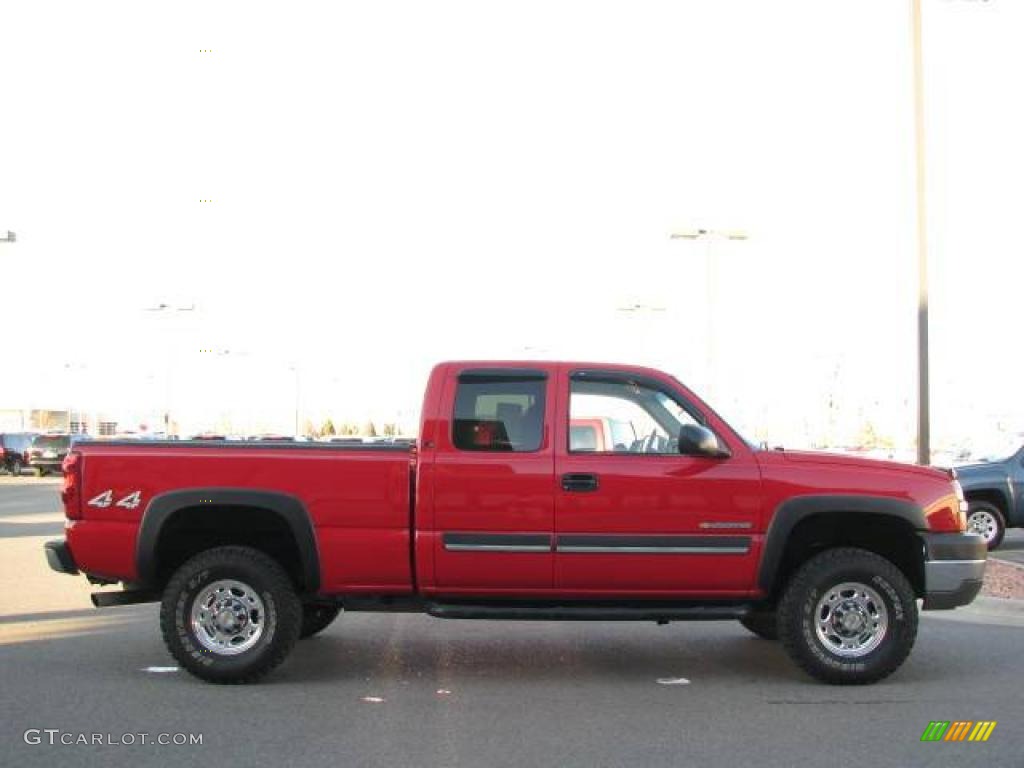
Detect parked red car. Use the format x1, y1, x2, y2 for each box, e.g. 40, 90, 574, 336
44, 361, 984, 684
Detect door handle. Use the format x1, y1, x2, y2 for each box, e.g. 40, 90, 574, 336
562, 473, 599, 492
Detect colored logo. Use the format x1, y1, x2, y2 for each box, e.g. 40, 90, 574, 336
921, 721, 996, 742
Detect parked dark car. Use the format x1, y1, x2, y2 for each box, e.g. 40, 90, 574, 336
27, 434, 79, 476
956, 443, 1024, 549
1, 432, 37, 475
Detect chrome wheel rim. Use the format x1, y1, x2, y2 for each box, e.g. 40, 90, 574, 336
814, 581, 889, 658
968, 510, 998, 543
190, 579, 265, 655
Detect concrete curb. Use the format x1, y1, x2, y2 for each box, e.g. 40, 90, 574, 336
0, 477, 62, 485
990, 556, 1024, 571
967, 594, 1024, 616
925, 594, 1024, 627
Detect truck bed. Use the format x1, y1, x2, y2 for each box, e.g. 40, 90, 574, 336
70, 440, 415, 594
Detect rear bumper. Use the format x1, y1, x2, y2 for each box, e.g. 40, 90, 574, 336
44, 539, 79, 575
920, 532, 986, 610
30, 459, 63, 470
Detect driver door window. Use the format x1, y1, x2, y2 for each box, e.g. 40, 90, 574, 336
568, 378, 699, 454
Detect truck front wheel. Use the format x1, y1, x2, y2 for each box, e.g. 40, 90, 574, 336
159, 546, 302, 684
778, 547, 918, 685
739, 610, 778, 641
300, 603, 342, 638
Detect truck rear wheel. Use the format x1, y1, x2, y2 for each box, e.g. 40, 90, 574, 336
159, 546, 302, 684
778, 547, 917, 685
300, 603, 342, 638
739, 610, 778, 641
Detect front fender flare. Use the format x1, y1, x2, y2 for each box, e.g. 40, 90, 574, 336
757, 494, 927, 592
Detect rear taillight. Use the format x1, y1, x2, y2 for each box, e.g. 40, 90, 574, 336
61, 451, 82, 520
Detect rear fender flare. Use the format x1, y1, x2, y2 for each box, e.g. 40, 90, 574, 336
135, 488, 320, 591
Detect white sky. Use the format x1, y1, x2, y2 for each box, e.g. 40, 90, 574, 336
1, 0, 1022, 449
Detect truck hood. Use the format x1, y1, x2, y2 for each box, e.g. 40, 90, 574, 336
754, 449, 961, 530
955, 460, 1005, 474
953, 460, 1009, 489
763, 449, 949, 480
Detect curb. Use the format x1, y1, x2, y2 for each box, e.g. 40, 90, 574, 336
924, 595, 1024, 627
967, 595, 1024, 616
989, 556, 1024, 571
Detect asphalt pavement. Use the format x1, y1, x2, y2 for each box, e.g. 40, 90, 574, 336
1, 479, 1022, 768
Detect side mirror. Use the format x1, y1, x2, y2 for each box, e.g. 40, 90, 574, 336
678, 424, 729, 458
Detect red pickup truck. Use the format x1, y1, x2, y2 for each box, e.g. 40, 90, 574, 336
44, 361, 985, 685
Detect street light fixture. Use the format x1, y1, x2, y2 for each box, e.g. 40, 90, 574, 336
670, 228, 748, 242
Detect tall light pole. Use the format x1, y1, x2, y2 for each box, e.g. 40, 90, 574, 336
288, 365, 301, 438
911, 0, 931, 466
63, 362, 88, 433
669, 228, 748, 396
144, 302, 196, 436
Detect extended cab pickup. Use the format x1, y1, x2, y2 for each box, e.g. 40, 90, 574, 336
44, 361, 985, 684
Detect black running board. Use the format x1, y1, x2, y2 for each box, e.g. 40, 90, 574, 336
91, 590, 159, 608
424, 600, 750, 622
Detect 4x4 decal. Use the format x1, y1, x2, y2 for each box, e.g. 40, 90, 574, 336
87, 490, 142, 509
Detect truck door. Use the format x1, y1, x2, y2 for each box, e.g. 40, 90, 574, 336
553, 367, 763, 595
429, 366, 555, 591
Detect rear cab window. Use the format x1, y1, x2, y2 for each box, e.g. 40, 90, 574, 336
452, 369, 547, 452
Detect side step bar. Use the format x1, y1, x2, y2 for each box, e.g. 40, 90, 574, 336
91, 590, 159, 608
424, 601, 750, 622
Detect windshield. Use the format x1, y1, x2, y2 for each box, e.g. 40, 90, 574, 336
33, 436, 69, 450
668, 376, 759, 450
969, 435, 1023, 463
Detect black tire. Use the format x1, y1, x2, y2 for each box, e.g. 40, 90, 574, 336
160, 546, 302, 684
300, 603, 342, 638
778, 547, 918, 685
8, 459, 22, 476
967, 501, 1006, 550
33, 467, 44, 478
739, 610, 778, 641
